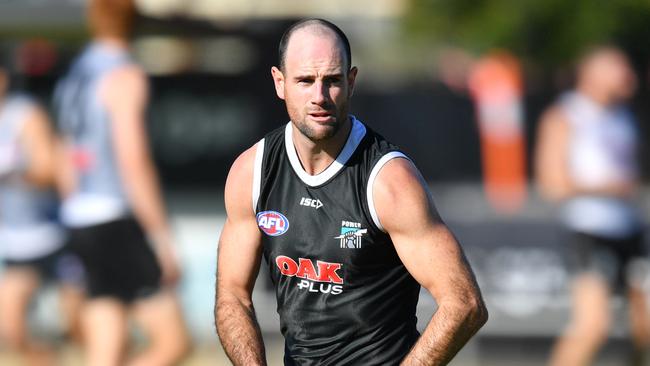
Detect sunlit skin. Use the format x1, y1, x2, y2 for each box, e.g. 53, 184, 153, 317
0, 70, 7, 101
217, 22, 488, 366
271, 27, 358, 174
578, 49, 637, 106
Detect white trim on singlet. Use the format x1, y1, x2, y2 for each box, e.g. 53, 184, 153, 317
284, 116, 366, 187
367, 151, 410, 232
252, 138, 265, 213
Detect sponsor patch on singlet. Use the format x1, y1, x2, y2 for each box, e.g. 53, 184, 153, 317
257, 211, 290, 236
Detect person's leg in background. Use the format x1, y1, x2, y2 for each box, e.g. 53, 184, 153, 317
81, 297, 129, 366
624, 235, 650, 366
548, 273, 612, 366
128, 290, 190, 366
0, 266, 55, 366
58, 283, 85, 345
55, 249, 86, 346
628, 282, 650, 366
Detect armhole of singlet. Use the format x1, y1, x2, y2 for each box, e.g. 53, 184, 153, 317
367, 151, 410, 233
251, 138, 265, 214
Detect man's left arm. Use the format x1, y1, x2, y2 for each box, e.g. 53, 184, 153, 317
373, 158, 488, 366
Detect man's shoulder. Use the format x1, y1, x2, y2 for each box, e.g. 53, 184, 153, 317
104, 64, 146, 88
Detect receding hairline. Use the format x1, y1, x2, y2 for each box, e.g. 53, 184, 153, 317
278, 19, 351, 71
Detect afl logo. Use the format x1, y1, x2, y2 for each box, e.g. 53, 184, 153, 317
257, 211, 289, 236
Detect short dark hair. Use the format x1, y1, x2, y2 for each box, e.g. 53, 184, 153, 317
278, 18, 352, 71
88, 0, 136, 39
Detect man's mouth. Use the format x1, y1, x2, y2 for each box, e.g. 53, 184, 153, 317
308, 111, 334, 122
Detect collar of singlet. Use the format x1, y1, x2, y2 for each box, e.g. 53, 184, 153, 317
284, 116, 366, 187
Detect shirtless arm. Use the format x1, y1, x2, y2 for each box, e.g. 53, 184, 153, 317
372, 158, 487, 366
215, 144, 266, 366
102, 65, 179, 284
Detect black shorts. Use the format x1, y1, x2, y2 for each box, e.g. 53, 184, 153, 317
570, 230, 646, 290
67, 217, 161, 303
2, 244, 85, 286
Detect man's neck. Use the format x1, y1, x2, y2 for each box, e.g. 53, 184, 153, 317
577, 83, 613, 108
291, 117, 353, 176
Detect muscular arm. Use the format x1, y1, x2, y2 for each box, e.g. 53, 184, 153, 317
102, 65, 179, 284
215, 145, 267, 366
373, 158, 488, 366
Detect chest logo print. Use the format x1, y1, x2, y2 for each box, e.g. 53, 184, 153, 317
276, 255, 343, 295
334, 220, 367, 249
299, 197, 323, 209
257, 211, 289, 236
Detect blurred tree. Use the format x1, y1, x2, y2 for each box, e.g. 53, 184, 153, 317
404, 0, 650, 67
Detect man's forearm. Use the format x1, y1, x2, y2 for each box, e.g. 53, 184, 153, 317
216, 294, 267, 366
401, 300, 488, 366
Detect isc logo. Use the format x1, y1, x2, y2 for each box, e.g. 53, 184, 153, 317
257, 211, 289, 236
300, 197, 323, 209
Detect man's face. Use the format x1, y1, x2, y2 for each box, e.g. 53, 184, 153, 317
271, 29, 357, 141
585, 51, 637, 103
606, 54, 636, 102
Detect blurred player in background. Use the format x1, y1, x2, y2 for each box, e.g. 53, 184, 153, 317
216, 18, 487, 365
53, 0, 189, 365
0, 62, 83, 365
536, 46, 648, 366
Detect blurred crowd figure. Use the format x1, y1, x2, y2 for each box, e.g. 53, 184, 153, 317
536, 46, 648, 366
0, 62, 83, 365
51, 0, 190, 364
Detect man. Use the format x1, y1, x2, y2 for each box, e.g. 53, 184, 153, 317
536, 47, 648, 366
0, 63, 83, 365
215, 19, 487, 365
53, 1, 189, 365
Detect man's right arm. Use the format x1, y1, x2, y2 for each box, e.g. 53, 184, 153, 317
215, 144, 266, 366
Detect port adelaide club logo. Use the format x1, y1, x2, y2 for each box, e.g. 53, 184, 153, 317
334, 221, 367, 249
257, 211, 289, 236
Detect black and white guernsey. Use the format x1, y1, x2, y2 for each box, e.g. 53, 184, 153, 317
254, 116, 420, 365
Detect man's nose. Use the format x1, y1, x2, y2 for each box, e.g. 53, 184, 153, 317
311, 80, 328, 105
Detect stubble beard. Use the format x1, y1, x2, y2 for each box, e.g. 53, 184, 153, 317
292, 104, 350, 142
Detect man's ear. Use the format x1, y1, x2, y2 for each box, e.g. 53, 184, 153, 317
271, 66, 285, 100
347, 66, 358, 97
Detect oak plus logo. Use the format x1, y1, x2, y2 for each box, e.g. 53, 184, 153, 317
275, 255, 343, 295
299, 197, 323, 209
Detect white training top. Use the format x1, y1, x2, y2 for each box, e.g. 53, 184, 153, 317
54, 43, 132, 228
559, 91, 641, 238
0, 95, 64, 260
